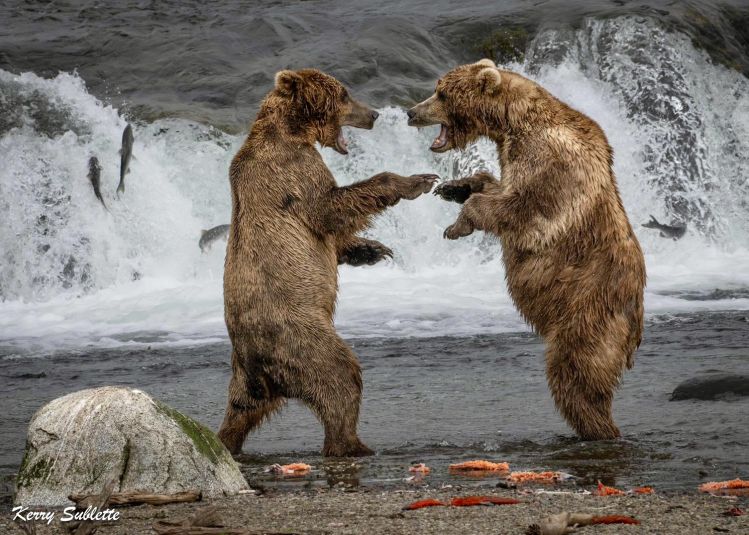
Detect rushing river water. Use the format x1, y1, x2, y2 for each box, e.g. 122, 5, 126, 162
1, 0, 748, 501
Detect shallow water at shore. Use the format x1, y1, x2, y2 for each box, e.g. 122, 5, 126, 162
2, 311, 748, 505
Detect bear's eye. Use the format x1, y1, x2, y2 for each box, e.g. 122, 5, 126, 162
436, 90, 446, 102
341, 91, 350, 103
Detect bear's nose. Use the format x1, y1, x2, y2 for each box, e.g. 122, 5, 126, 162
406, 109, 416, 120
371, 110, 379, 121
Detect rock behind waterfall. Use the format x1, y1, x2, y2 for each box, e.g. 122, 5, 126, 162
15, 386, 248, 506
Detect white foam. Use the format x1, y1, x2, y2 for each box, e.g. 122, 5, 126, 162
1, 16, 748, 353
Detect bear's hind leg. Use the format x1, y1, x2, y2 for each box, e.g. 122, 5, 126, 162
545, 332, 627, 441
217, 358, 286, 454
217, 395, 285, 454
281, 330, 373, 457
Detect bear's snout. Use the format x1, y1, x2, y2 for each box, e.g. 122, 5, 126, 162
406, 98, 440, 128
342, 99, 378, 130
406, 107, 423, 126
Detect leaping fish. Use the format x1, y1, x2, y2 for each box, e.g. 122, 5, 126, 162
642, 215, 686, 240
117, 124, 134, 197
199, 224, 230, 253
87, 156, 107, 210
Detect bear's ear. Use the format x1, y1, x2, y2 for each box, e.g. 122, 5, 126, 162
275, 70, 302, 96
475, 58, 497, 68
477, 67, 502, 95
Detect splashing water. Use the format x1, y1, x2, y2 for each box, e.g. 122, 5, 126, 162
1, 16, 748, 356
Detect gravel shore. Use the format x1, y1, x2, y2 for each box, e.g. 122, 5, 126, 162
3, 487, 747, 534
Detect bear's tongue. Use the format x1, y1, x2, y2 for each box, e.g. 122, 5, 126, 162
431, 125, 448, 150
335, 130, 349, 154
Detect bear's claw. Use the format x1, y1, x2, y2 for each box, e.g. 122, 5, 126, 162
434, 182, 472, 203
339, 240, 393, 266
402, 173, 438, 199
444, 220, 474, 240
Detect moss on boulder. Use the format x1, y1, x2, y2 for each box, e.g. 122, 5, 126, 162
15, 387, 248, 507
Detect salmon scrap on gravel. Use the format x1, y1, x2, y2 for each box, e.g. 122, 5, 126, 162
403, 496, 520, 510
507, 471, 563, 483
267, 463, 312, 476
595, 481, 626, 496
451, 496, 521, 507
449, 460, 510, 472
526, 512, 639, 535
409, 463, 431, 473
699, 478, 749, 495
402, 499, 446, 511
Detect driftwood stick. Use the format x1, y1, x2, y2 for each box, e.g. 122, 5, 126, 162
153, 505, 229, 535
153, 529, 300, 535
153, 527, 250, 535
187, 506, 224, 528
152, 506, 299, 535
14, 520, 37, 535
72, 479, 117, 535
526, 512, 591, 535
526, 511, 639, 535
70, 490, 201, 507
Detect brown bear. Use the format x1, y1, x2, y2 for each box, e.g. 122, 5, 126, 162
218, 68, 437, 457
407, 59, 646, 440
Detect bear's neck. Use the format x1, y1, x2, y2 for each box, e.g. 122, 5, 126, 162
249, 109, 317, 149
495, 75, 554, 136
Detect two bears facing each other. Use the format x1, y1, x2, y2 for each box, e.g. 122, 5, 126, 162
219, 59, 646, 457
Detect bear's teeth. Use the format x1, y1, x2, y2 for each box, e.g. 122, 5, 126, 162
431, 125, 448, 149
336, 130, 348, 153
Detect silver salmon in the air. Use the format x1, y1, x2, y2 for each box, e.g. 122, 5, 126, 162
117, 124, 134, 196
642, 215, 687, 240
199, 224, 230, 252
87, 156, 107, 210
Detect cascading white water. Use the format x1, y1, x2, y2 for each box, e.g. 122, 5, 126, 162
1, 16, 748, 354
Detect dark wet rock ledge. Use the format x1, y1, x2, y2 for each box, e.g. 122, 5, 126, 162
670, 373, 749, 401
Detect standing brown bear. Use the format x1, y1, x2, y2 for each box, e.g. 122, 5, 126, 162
407, 59, 646, 440
219, 68, 437, 457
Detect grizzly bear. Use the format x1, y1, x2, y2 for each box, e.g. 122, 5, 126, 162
407, 59, 646, 440
218, 68, 437, 457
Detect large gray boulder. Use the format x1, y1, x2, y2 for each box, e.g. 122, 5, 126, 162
15, 386, 249, 506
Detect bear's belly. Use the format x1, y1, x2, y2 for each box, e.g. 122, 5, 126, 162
502, 246, 561, 334
224, 230, 338, 330
501, 236, 642, 337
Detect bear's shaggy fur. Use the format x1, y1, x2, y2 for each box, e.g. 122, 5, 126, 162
219, 68, 436, 456
408, 59, 646, 440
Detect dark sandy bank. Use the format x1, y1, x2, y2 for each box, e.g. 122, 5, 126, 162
2, 487, 748, 534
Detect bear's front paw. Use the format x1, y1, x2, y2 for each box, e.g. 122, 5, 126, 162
443, 218, 474, 240
434, 181, 472, 204
339, 240, 393, 266
401, 173, 438, 200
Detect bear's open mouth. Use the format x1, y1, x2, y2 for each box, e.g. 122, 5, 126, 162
431, 124, 450, 152
335, 129, 349, 155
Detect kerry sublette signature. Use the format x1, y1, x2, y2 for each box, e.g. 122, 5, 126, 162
13, 505, 121, 525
